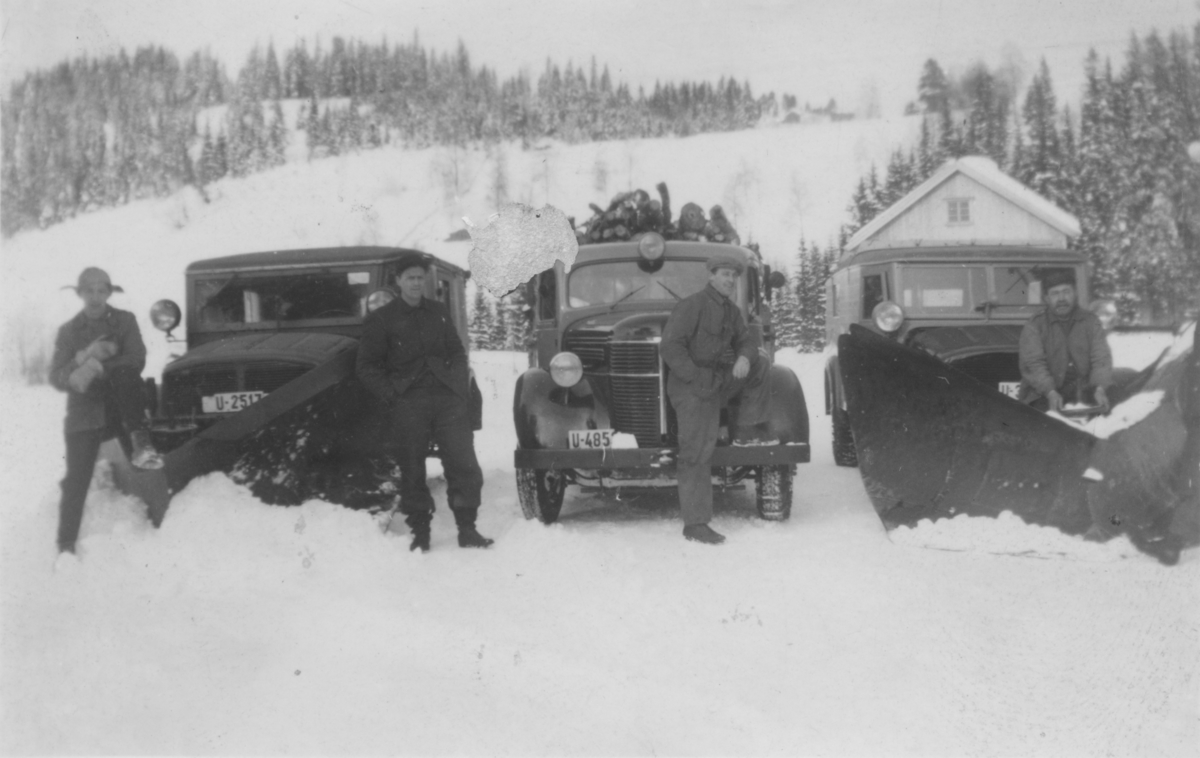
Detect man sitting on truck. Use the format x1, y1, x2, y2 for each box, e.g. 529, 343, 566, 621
661, 252, 773, 545
1018, 268, 1113, 414
356, 253, 492, 552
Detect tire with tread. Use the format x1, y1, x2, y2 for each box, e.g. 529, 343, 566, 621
516, 468, 567, 524
756, 464, 794, 521
832, 406, 859, 467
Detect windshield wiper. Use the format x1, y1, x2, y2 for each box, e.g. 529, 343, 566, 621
657, 281, 683, 301
607, 285, 646, 311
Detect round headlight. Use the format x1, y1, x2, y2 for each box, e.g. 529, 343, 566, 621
366, 289, 396, 312
872, 301, 904, 333
549, 351, 583, 387
149, 299, 182, 332
637, 232, 665, 262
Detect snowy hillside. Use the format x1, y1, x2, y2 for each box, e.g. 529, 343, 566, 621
0, 111, 918, 380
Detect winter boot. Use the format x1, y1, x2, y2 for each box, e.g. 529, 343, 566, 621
130, 430, 164, 470
405, 511, 432, 553
683, 523, 726, 545
453, 509, 494, 549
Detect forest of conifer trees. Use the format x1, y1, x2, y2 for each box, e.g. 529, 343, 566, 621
1, 34, 778, 237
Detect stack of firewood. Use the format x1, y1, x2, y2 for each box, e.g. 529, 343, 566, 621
575, 182, 740, 246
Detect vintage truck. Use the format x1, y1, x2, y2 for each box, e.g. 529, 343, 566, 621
107, 246, 479, 519
512, 231, 811, 524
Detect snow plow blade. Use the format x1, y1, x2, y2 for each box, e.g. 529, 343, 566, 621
103, 349, 360, 524
838, 323, 1199, 565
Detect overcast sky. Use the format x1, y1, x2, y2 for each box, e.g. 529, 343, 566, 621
1, 0, 1196, 116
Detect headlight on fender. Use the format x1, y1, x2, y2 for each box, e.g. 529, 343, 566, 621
549, 351, 583, 387
366, 288, 396, 312
872, 301, 904, 333
149, 300, 182, 332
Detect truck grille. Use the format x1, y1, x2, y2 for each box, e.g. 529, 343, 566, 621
162, 361, 310, 417
609, 341, 663, 447
563, 330, 609, 369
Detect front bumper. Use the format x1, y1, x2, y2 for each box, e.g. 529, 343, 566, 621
514, 442, 810, 471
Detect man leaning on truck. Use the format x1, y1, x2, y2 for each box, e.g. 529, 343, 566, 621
355, 252, 492, 553
661, 252, 773, 545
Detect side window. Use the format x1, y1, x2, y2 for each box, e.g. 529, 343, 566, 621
862, 274, 884, 319
747, 268, 760, 316
537, 270, 556, 321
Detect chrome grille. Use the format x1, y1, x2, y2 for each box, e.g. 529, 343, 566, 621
609, 341, 663, 447
610, 341, 658, 374
563, 330, 609, 369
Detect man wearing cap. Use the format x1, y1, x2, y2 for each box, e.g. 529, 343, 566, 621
661, 251, 773, 545
356, 253, 491, 552
49, 267, 162, 557
1018, 268, 1113, 413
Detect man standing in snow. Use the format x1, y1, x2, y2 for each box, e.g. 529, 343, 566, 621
1018, 268, 1113, 413
356, 252, 491, 552
50, 267, 163, 558
662, 252, 773, 545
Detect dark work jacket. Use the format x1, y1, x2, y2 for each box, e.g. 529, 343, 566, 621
1018, 305, 1113, 404
49, 306, 147, 433
356, 296, 469, 404
662, 284, 757, 397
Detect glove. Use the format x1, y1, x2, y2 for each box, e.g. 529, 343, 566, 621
1094, 386, 1110, 413
67, 356, 105, 393
1045, 390, 1064, 412
75, 339, 118, 366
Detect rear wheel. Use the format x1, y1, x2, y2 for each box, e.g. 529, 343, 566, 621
832, 406, 858, 467
516, 468, 567, 524
756, 464, 794, 521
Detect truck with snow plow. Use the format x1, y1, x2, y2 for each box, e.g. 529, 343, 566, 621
103, 246, 480, 521
823, 243, 1198, 564
512, 229, 810, 524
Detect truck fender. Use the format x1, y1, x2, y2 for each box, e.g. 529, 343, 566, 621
766, 364, 809, 445
513, 368, 610, 449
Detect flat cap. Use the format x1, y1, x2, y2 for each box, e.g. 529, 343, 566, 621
1039, 267, 1076, 291
706, 252, 746, 275
394, 251, 432, 275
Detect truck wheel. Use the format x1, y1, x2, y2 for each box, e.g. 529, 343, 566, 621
516, 468, 566, 524
832, 407, 859, 467
756, 464, 794, 521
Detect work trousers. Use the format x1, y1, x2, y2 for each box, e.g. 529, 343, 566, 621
388, 385, 483, 515
58, 366, 148, 552
668, 356, 771, 526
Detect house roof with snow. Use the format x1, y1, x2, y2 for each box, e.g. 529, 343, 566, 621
845, 156, 1082, 254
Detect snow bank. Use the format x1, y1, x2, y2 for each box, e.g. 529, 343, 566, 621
889, 511, 1144, 561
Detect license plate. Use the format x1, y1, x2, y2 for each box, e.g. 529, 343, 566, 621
998, 382, 1021, 399
568, 429, 614, 449
202, 391, 266, 414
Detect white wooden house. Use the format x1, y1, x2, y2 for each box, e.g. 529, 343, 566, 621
845, 156, 1081, 253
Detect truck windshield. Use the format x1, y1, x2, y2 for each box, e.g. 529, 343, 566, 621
567, 260, 714, 308
194, 270, 372, 326
898, 264, 1058, 316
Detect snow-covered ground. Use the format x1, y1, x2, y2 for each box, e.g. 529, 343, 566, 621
1, 117, 1197, 756
1, 345, 1197, 756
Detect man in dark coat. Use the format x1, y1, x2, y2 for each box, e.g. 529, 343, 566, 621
1018, 268, 1113, 413
356, 253, 491, 552
661, 252, 773, 545
49, 267, 162, 557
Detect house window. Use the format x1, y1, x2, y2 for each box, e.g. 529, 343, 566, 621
947, 198, 971, 224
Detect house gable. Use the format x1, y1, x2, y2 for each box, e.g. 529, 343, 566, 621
847, 157, 1081, 253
